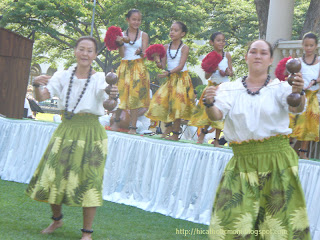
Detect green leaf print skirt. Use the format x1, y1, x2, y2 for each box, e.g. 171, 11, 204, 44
208, 135, 311, 240
26, 113, 108, 207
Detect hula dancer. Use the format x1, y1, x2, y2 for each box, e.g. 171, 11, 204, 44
204, 40, 310, 239
145, 21, 195, 141
26, 36, 118, 240
189, 32, 233, 145
289, 32, 320, 159
114, 9, 150, 134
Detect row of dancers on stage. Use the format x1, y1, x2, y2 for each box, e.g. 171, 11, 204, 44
27, 8, 318, 240
109, 9, 320, 155
110, 9, 233, 146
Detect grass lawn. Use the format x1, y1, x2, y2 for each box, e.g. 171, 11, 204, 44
0, 180, 209, 240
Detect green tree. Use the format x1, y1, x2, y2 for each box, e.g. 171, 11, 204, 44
195, 0, 259, 79
0, 0, 211, 73
253, 0, 319, 40
0, 0, 311, 82
293, 0, 312, 39
198, 0, 311, 79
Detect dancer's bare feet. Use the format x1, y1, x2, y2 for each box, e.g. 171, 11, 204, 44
41, 220, 63, 234
110, 124, 119, 131
166, 131, 180, 141
198, 126, 213, 144
128, 126, 137, 134
299, 150, 309, 160
198, 127, 209, 144
166, 134, 179, 141
161, 126, 173, 138
128, 129, 137, 134
81, 233, 92, 240
110, 119, 120, 131
197, 132, 205, 144
213, 139, 222, 148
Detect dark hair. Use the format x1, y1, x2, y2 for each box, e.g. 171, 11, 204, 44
126, 9, 141, 19
247, 39, 273, 57
75, 36, 98, 53
302, 32, 318, 45
173, 21, 188, 35
210, 32, 224, 42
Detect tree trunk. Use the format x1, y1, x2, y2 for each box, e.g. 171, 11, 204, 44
300, 0, 320, 38
254, 0, 270, 39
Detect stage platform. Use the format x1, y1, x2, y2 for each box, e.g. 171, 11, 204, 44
0, 117, 319, 239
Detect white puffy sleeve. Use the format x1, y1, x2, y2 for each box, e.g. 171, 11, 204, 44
45, 70, 66, 98
94, 72, 108, 101
214, 81, 235, 119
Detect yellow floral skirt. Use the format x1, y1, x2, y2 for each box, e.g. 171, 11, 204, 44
26, 113, 108, 207
117, 58, 150, 110
188, 81, 224, 129
209, 135, 311, 240
290, 90, 319, 142
145, 71, 195, 122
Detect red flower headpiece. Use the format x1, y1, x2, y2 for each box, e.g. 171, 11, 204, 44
275, 56, 292, 81
201, 51, 223, 73
145, 44, 166, 61
104, 26, 123, 51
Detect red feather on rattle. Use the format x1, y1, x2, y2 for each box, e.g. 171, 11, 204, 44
104, 26, 123, 51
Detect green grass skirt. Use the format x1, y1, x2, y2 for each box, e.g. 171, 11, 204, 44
26, 113, 108, 207
209, 135, 311, 240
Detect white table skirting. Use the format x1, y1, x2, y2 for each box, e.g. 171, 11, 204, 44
0, 117, 319, 239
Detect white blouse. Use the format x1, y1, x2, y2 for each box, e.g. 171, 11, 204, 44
209, 54, 229, 84
299, 57, 320, 91
215, 78, 303, 143
46, 67, 110, 116
122, 30, 143, 61
167, 44, 187, 72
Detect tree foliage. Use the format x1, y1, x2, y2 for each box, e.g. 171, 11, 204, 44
293, 0, 310, 40
0, 0, 211, 74
0, 0, 313, 84
299, 0, 320, 38
254, 0, 270, 39
195, 0, 259, 79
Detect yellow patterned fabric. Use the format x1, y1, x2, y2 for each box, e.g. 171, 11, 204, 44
146, 71, 195, 122
188, 81, 224, 129
289, 90, 319, 142
26, 113, 108, 207
117, 58, 150, 110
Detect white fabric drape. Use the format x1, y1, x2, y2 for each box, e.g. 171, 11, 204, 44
0, 118, 58, 183
298, 159, 320, 239
0, 117, 319, 239
103, 131, 232, 224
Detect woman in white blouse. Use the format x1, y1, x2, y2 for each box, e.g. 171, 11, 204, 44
204, 40, 311, 240
26, 36, 118, 240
